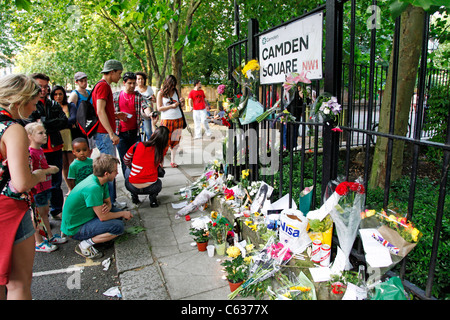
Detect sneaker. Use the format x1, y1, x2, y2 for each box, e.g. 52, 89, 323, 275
112, 201, 127, 210
75, 244, 103, 259
49, 234, 68, 244
131, 194, 141, 205
36, 240, 58, 253
149, 195, 159, 208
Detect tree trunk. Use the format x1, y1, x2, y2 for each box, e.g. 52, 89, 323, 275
369, 5, 425, 189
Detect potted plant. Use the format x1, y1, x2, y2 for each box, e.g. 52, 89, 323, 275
207, 214, 231, 255
189, 227, 209, 251
221, 246, 248, 292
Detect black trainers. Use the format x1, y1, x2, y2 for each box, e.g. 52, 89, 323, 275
149, 195, 159, 208
131, 193, 141, 204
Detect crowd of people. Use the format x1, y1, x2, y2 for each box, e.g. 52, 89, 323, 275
0, 58, 216, 299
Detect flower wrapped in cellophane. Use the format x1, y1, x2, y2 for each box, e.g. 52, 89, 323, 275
231, 60, 264, 125
360, 208, 422, 257
268, 271, 317, 300
310, 92, 343, 131
228, 236, 293, 299
330, 179, 365, 270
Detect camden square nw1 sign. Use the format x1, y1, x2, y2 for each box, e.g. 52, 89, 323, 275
259, 12, 323, 84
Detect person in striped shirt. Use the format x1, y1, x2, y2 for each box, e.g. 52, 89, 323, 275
123, 126, 169, 207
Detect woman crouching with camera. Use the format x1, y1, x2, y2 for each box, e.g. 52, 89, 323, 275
123, 126, 169, 207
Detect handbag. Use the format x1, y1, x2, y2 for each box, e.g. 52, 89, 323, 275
174, 88, 187, 129
179, 106, 187, 129
157, 165, 165, 178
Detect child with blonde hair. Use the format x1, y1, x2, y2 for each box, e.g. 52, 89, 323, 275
25, 122, 66, 253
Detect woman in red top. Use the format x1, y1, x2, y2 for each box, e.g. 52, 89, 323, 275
0, 74, 57, 299
123, 126, 169, 207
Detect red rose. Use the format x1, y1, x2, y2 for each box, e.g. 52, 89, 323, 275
335, 182, 349, 196
349, 182, 365, 194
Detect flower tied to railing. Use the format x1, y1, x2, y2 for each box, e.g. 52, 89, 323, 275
257, 71, 311, 124
230, 60, 265, 125
311, 92, 343, 132
282, 71, 311, 99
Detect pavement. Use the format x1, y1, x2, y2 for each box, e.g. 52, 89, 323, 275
110, 122, 244, 300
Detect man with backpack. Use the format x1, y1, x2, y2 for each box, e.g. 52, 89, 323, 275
91, 59, 127, 211
68, 71, 90, 141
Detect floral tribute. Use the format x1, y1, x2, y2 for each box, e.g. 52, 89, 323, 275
311, 92, 343, 131
176, 156, 425, 300
361, 209, 422, 244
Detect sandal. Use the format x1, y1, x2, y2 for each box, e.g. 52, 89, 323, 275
170, 162, 178, 168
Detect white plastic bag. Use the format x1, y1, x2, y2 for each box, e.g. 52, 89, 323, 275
279, 209, 311, 254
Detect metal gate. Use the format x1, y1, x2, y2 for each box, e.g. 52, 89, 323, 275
226, 0, 449, 300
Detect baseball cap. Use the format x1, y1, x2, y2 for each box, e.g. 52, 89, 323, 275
100, 60, 123, 73
74, 72, 87, 81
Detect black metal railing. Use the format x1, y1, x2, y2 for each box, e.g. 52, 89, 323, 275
226, 0, 449, 299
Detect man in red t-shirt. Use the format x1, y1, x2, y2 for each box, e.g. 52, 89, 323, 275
113, 72, 151, 204
92, 59, 127, 210
188, 80, 211, 139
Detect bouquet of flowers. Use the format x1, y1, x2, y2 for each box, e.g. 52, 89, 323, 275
256, 99, 281, 123
270, 109, 296, 128
207, 215, 232, 245
308, 214, 334, 247
217, 84, 226, 96
231, 60, 264, 125
310, 92, 343, 131
224, 93, 246, 121
328, 179, 366, 270
360, 208, 422, 257
269, 271, 316, 300
282, 71, 311, 105
228, 236, 293, 299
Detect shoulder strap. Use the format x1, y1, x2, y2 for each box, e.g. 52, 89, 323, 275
88, 81, 103, 101
0, 113, 15, 192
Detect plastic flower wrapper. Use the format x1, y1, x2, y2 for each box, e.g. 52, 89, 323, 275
269, 271, 317, 300
360, 208, 422, 257
310, 92, 342, 130
328, 178, 365, 270
175, 188, 217, 218
239, 97, 264, 125
228, 236, 292, 299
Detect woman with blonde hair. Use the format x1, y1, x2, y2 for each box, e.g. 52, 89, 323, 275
0, 74, 58, 299
157, 75, 185, 168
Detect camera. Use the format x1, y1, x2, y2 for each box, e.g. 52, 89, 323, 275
151, 111, 159, 118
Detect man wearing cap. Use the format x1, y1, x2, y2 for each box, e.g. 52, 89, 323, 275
68, 72, 90, 109
68, 72, 90, 141
92, 59, 127, 210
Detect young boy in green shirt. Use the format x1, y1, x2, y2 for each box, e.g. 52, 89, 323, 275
67, 137, 93, 191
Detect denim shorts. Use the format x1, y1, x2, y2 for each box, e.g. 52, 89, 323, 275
14, 210, 35, 244
71, 217, 124, 241
94, 132, 117, 156
34, 189, 52, 208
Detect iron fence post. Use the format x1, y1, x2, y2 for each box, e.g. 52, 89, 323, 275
322, 0, 343, 199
